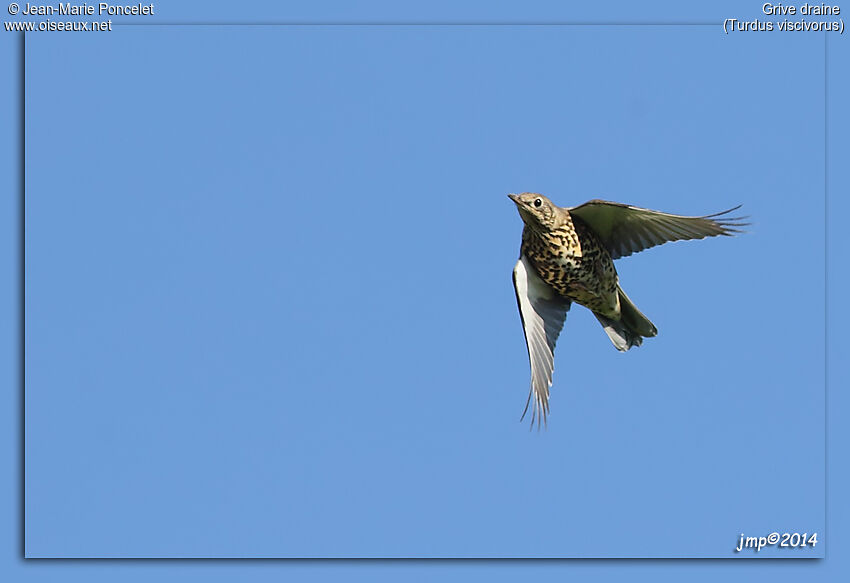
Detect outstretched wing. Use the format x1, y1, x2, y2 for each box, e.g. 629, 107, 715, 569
512, 254, 571, 429
569, 199, 747, 260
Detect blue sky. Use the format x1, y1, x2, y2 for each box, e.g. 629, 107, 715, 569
2, 0, 849, 581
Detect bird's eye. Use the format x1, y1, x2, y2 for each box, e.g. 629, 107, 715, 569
534, 199, 542, 208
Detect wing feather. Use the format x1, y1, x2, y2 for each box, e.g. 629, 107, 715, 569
569, 199, 748, 259
512, 255, 571, 429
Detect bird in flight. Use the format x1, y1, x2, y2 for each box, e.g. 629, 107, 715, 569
508, 193, 747, 428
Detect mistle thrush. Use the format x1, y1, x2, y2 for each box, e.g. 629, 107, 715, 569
509, 193, 747, 427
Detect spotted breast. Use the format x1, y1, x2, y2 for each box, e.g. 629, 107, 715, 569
520, 215, 621, 319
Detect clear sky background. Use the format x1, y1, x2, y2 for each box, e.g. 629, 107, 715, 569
3, 0, 849, 580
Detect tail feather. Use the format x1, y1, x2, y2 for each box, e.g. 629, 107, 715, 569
594, 313, 643, 351
617, 286, 657, 338
594, 286, 657, 352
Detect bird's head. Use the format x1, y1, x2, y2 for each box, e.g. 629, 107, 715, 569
508, 193, 560, 232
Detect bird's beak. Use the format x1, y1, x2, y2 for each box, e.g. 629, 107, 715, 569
507, 194, 520, 204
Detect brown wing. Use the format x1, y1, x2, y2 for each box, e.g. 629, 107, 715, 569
568, 199, 748, 260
